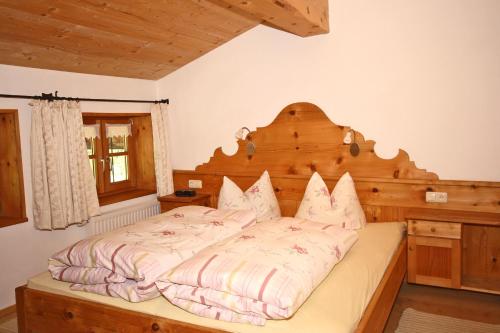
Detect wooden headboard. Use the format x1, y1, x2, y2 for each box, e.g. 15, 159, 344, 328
174, 102, 500, 222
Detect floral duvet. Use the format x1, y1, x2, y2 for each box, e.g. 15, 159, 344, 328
48, 206, 257, 302
156, 217, 358, 325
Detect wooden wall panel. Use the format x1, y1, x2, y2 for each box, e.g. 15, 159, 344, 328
133, 115, 156, 192
174, 171, 500, 217
462, 225, 500, 292
0, 109, 27, 227
173, 102, 500, 222
195, 103, 437, 180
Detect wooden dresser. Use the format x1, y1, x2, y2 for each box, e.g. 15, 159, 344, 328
407, 210, 500, 294
158, 193, 211, 213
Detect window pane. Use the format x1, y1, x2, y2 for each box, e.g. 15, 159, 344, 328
110, 155, 128, 183
86, 137, 96, 156
108, 135, 128, 154
89, 158, 97, 180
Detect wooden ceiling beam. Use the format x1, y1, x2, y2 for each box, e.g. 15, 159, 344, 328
207, 0, 329, 37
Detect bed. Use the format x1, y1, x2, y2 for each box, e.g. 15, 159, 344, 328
23, 222, 405, 333
17, 102, 438, 333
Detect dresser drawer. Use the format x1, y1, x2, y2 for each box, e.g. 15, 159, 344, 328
408, 220, 461, 239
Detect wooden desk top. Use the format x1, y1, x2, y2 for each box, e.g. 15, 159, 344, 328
406, 208, 500, 226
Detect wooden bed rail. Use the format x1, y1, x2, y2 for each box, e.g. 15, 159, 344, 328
15, 285, 229, 333
355, 239, 407, 333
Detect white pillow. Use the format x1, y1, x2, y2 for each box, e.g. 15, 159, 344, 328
295, 172, 366, 229
218, 171, 281, 221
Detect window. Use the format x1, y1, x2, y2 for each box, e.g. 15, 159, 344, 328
0, 109, 27, 228
83, 113, 156, 205
84, 118, 136, 193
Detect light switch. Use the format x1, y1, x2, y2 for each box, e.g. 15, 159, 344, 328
188, 179, 202, 189
425, 191, 448, 203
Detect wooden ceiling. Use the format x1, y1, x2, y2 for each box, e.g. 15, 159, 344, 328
0, 0, 328, 80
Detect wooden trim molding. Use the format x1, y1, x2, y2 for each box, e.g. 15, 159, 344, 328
82, 112, 150, 118
0, 304, 16, 319
98, 189, 156, 206
0, 216, 29, 228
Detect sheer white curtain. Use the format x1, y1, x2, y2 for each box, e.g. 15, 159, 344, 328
151, 103, 173, 196
31, 100, 100, 230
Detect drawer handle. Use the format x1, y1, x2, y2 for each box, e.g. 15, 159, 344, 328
64, 311, 73, 319
151, 323, 160, 331
493, 257, 497, 263
430, 227, 436, 232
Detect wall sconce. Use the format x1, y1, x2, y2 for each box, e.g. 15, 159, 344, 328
343, 129, 360, 157
235, 126, 256, 157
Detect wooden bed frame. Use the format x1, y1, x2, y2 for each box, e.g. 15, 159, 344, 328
15, 102, 499, 333
15, 239, 406, 333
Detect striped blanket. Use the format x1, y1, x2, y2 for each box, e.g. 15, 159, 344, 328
156, 217, 358, 325
48, 206, 257, 302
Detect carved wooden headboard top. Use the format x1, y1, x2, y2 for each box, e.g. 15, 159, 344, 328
195, 102, 437, 180
173, 102, 500, 220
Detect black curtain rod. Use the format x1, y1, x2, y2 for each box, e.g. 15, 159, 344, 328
0, 92, 169, 104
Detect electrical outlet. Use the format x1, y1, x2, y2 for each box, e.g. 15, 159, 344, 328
425, 191, 448, 203
188, 179, 202, 189
435, 192, 448, 203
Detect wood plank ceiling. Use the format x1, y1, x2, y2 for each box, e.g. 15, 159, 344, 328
0, 0, 329, 80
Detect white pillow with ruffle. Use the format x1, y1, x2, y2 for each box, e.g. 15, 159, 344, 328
295, 172, 366, 229
218, 171, 281, 222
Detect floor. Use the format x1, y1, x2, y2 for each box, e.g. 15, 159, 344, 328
1, 283, 499, 333
0, 311, 16, 333
384, 282, 500, 332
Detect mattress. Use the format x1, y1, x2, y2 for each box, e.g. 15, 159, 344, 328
28, 221, 405, 333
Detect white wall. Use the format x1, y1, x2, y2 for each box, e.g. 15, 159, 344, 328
157, 0, 500, 182
0, 64, 156, 308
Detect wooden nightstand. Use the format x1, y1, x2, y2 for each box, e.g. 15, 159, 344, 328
158, 193, 211, 213
407, 219, 462, 289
